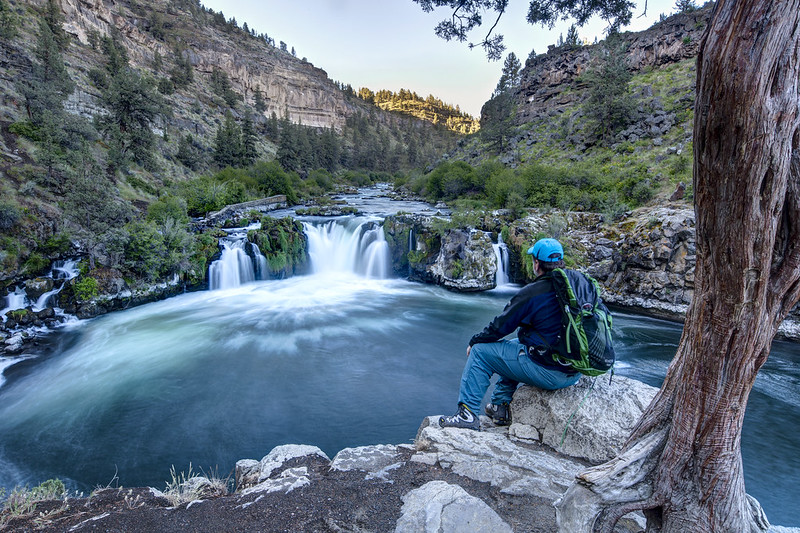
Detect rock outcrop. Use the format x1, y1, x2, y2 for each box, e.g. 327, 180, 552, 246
514, 6, 710, 124
381, 207, 800, 339
384, 215, 498, 292
4, 376, 798, 532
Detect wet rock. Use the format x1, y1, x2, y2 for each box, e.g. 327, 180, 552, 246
3, 333, 24, 354
430, 229, 496, 292
24, 278, 55, 301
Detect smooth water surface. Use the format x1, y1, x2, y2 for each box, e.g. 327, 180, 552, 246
0, 279, 797, 525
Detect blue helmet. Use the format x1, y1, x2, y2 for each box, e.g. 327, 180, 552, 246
527, 238, 564, 263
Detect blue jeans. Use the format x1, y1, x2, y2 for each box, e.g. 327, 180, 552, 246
458, 339, 580, 414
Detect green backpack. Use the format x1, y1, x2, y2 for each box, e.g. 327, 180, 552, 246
549, 268, 616, 377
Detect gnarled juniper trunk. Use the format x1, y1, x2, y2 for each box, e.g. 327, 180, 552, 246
556, 1, 800, 532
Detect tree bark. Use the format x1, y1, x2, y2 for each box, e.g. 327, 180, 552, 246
557, 1, 800, 531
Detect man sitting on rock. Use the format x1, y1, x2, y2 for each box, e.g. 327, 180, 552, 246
439, 238, 581, 430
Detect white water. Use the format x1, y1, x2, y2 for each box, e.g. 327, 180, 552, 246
1, 287, 28, 319
2, 260, 81, 316
208, 239, 256, 290
304, 218, 391, 279
209, 217, 393, 289
492, 234, 511, 288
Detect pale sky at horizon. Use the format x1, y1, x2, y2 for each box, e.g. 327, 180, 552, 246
200, 0, 679, 117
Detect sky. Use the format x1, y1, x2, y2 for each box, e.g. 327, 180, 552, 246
199, 0, 679, 117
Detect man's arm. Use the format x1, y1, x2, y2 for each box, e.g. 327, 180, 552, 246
469, 290, 532, 346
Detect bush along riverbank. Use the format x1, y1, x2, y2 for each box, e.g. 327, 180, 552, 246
4, 200, 800, 357
0, 210, 310, 355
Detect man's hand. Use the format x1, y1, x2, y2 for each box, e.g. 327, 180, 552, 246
466, 345, 472, 357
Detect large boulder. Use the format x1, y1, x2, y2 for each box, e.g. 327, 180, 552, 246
510, 376, 659, 464
413, 416, 585, 501
235, 444, 329, 493
395, 480, 513, 533
430, 229, 496, 291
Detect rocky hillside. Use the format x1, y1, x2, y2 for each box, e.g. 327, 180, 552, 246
0, 0, 461, 289
58, 0, 349, 129
453, 5, 713, 205
360, 88, 480, 134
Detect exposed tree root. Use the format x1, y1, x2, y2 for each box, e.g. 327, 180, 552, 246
554, 425, 772, 533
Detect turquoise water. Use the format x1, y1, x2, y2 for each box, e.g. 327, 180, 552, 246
0, 276, 797, 525
0, 188, 797, 526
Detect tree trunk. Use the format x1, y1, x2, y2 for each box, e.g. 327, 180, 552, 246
556, 1, 800, 531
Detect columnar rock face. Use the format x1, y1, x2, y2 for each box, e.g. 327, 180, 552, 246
57, 0, 358, 129
514, 6, 710, 123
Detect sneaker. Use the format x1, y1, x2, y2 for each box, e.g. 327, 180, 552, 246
485, 402, 511, 426
439, 403, 480, 431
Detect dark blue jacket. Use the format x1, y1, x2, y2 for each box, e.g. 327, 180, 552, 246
469, 272, 566, 370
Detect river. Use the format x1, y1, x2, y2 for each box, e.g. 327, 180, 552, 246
0, 187, 797, 526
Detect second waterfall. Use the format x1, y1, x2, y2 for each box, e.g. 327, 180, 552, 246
208, 217, 392, 290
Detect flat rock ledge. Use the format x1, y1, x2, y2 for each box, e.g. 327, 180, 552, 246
4, 378, 798, 532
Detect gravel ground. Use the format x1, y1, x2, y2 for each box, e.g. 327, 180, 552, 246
1, 449, 558, 533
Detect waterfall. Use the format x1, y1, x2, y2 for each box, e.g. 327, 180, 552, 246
33, 260, 81, 311
208, 218, 393, 290
492, 234, 511, 288
250, 243, 268, 281
361, 225, 390, 279
1, 287, 28, 320
51, 260, 79, 281
304, 218, 391, 279
208, 239, 255, 290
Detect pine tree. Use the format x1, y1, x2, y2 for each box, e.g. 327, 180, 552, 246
99, 68, 164, 171
170, 47, 193, 89
565, 24, 580, 47
176, 133, 203, 170
20, 20, 74, 125
153, 50, 163, 73
265, 111, 279, 141
495, 52, 521, 94
674, 0, 697, 13
213, 112, 242, 168
254, 87, 267, 114
101, 31, 129, 76
0, 0, 18, 39
582, 33, 635, 141
43, 0, 69, 50
240, 114, 258, 166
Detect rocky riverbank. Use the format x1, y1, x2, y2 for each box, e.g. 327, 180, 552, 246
3, 201, 800, 357
383, 205, 800, 340
2, 375, 796, 532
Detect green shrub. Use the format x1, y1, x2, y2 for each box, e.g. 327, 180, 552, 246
424, 161, 480, 201
73, 276, 99, 300
123, 220, 168, 280
8, 121, 40, 141
125, 175, 157, 195
147, 196, 189, 225
0, 200, 21, 231
22, 252, 50, 275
